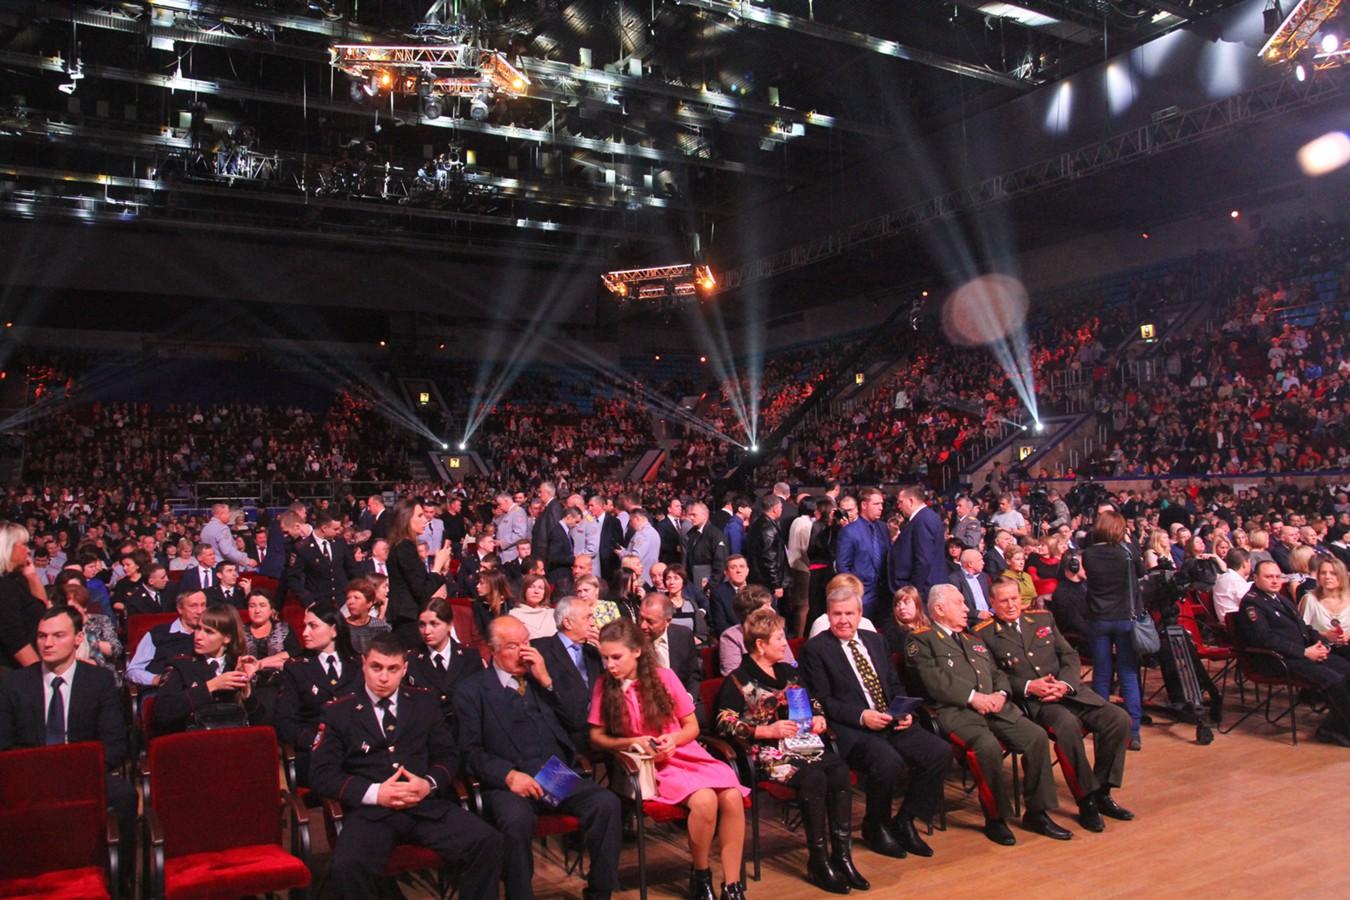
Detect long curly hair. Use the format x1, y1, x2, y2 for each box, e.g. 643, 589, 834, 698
597, 617, 676, 737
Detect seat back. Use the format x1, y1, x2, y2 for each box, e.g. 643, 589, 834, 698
149, 727, 282, 860
700, 645, 717, 679
787, 637, 805, 659
127, 612, 179, 655
282, 602, 307, 638
701, 676, 724, 721
0, 743, 107, 878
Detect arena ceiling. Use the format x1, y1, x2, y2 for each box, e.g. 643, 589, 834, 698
0, 0, 1249, 283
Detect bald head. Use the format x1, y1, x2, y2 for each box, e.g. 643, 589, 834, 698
959, 549, 984, 573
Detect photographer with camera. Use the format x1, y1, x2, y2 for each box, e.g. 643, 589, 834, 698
1080, 510, 1144, 751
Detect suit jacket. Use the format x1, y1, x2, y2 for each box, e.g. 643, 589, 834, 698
888, 505, 947, 597
663, 623, 703, 720
984, 547, 1008, 579
595, 514, 625, 581
654, 517, 684, 565
358, 557, 392, 578
683, 524, 729, 587
948, 569, 994, 621
495, 506, 530, 563
257, 517, 288, 579
387, 539, 445, 627
206, 584, 248, 611
532, 634, 603, 749
710, 508, 733, 533
275, 653, 364, 753
310, 685, 460, 818
799, 629, 913, 759
454, 665, 580, 792
974, 611, 1102, 714
405, 643, 486, 725
359, 508, 390, 544
707, 581, 741, 636
746, 516, 788, 591
125, 582, 177, 616
0, 662, 127, 770
905, 625, 1024, 727
290, 534, 360, 609
177, 565, 217, 594
724, 516, 746, 557
153, 654, 261, 734
541, 516, 575, 577
835, 518, 889, 613
531, 498, 565, 554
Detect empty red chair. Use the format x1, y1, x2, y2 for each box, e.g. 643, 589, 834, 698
0, 742, 119, 900
145, 727, 311, 899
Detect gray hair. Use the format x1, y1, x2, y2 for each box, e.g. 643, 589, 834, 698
553, 595, 589, 630
640, 591, 676, 620
926, 583, 962, 615
825, 584, 862, 608
495, 492, 513, 505
0, 522, 31, 576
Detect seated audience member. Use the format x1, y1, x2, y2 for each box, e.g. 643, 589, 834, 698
531, 595, 602, 749
1302, 555, 1350, 658
664, 564, 710, 646
807, 574, 880, 639
311, 634, 503, 900
1027, 534, 1064, 596
456, 535, 497, 596
407, 598, 485, 724
474, 570, 513, 641
601, 556, 644, 625
718, 584, 796, 676
1289, 545, 1320, 604
589, 618, 749, 900
575, 574, 620, 632
0, 605, 138, 892
906, 584, 1069, 845
708, 555, 751, 637
168, 539, 195, 572
881, 585, 928, 658
75, 550, 113, 616
636, 592, 703, 721
177, 543, 218, 594
1212, 548, 1252, 623
242, 589, 299, 717
344, 578, 392, 656
1238, 560, 1350, 746
455, 616, 621, 900
275, 605, 362, 787
976, 579, 1134, 832
800, 580, 949, 860
949, 549, 994, 622
56, 577, 122, 683
718, 608, 867, 893
153, 603, 262, 733
1178, 536, 1226, 589
109, 548, 149, 613
125, 563, 176, 615
125, 589, 208, 688
1003, 549, 1038, 607
1048, 551, 1092, 640
206, 561, 249, 611
509, 573, 557, 641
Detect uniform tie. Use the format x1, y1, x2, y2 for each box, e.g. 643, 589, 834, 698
326, 656, 339, 685
848, 639, 887, 711
45, 676, 65, 746
320, 540, 331, 561
377, 697, 397, 735
433, 652, 447, 673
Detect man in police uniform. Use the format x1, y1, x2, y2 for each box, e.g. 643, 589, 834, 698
1237, 560, 1350, 745
906, 584, 1071, 845
976, 579, 1134, 831
310, 634, 502, 899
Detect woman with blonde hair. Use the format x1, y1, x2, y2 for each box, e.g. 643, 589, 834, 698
1302, 555, 1350, 657
0, 522, 46, 669
1142, 529, 1173, 571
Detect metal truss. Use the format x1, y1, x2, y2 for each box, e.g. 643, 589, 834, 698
718, 66, 1350, 292
602, 263, 715, 300
330, 43, 530, 98
1260, 0, 1343, 60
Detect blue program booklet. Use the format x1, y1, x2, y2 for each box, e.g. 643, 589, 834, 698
887, 695, 924, 721
535, 756, 584, 808
785, 685, 814, 732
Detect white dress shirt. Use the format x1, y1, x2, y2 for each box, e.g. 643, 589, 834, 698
125, 618, 192, 686
1212, 570, 1252, 622
651, 631, 671, 669
318, 651, 343, 681
836, 633, 881, 712
43, 659, 78, 739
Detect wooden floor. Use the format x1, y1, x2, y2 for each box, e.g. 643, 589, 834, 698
303, 696, 1350, 899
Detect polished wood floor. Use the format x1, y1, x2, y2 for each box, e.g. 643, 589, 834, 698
302, 693, 1350, 899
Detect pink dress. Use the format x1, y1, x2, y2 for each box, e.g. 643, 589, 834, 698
589, 667, 749, 805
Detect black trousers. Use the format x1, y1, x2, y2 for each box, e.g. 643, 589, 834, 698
1283, 654, 1350, 730
842, 724, 950, 824
484, 781, 621, 900
329, 804, 503, 900
107, 774, 136, 885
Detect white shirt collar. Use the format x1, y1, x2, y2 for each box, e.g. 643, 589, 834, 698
365, 685, 396, 712
319, 651, 340, 670
43, 658, 77, 687
492, 663, 524, 691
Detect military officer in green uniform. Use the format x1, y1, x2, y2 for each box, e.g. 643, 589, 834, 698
976, 579, 1135, 832
905, 583, 1071, 846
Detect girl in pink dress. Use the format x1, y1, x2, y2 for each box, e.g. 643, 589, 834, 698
589, 618, 748, 900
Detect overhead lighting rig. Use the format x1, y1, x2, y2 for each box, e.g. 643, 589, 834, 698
602, 263, 716, 302
1260, 0, 1347, 79
330, 43, 530, 119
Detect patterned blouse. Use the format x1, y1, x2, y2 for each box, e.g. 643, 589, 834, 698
716, 658, 825, 783
79, 613, 123, 686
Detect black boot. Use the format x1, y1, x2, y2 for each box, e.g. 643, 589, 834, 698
689, 867, 716, 900
828, 787, 870, 891
803, 787, 850, 894
720, 881, 746, 900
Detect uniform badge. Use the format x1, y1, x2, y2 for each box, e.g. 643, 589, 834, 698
1036, 627, 1052, 639
907, 642, 919, 658
311, 684, 320, 696
1247, 607, 1259, 622
947, 659, 955, 667
971, 644, 987, 654
311, 723, 326, 750
360, 741, 371, 753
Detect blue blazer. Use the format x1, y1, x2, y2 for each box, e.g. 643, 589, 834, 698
836, 518, 889, 613
888, 505, 948, 599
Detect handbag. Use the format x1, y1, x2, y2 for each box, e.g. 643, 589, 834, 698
188, 700, 250, 731
1124, 545, 1160, 656
616, 742, 658, 800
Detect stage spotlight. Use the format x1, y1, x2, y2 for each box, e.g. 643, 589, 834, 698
422, 95, 444, 119
1230, 209, 1240, 219
1021, 424, 1030, 431
1297, 131, 1350, 177
1141, 231, 1150, 239
1034, 422, 1046, 434
750, 444, 759, 452
1263, 1, 1284, 37
378, 70, 394, 89
1318, 16, 1344, 54
699, 356, 708, 363
457, 442, 467, 451
441, 442, 449, 450
470, 94, 492, 121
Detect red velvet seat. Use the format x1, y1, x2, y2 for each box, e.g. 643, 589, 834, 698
700, 645, 717, 679
0, 743, 117, 900
146, 728, 310, 900
126, 613, 179, 657
281, 601, 306, 638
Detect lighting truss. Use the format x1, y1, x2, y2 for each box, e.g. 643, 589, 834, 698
602, 263, 716, 300
717, 64, 1349, 292
1260, 0, 1344, 63
330, 44, 530, 99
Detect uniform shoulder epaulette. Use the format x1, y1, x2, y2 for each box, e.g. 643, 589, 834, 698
909, 626, 931, 636
324, 693, 358, 707
973, 619, 996, 632
1025, 609, 1051, 616
167, 653, 195, 663
284, 656, 309, 665
402, 685, 433, 695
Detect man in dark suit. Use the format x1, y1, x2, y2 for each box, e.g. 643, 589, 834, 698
747, 495, 789, 603
125, 563, 177, 615
358, 539, 392, 578
888, 485, 948, 599
707, 555, 751, 637
0, 606, 137, 888
176, 542, 218, 593
531, 596, 603, 750
456, 616, 621, 900
406, 599, 486, 727
357, 494, 389, 545
800, 585, 950, 861
977, 580, 1134, 831
654, 497, 686, 565
587, 496, 625, 582
638, 593, 704, 724
531, 481, 565, 553
682, 502, 728, 590
290, 511, 360, 609
1237, 560, 1350, 744
985, 530, 1015, 579
541, 507, 580, 595
906, 584, 1069, 845
441, 496, 468, 560
948, 549, 994, 622
205, 561, 248, 611
310, 635, 503, 900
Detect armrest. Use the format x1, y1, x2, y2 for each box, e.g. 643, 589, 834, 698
573, 753, 595, 776
452, 775, 480, 815
145, 809, 165, 900
106, 810, 121, 900
126, 682, 142, 728
138, 753, 151, 806
321, 797, 345, 843
280, 742, 298, 791
697, 735, 739, 764
281, 790, 311, 865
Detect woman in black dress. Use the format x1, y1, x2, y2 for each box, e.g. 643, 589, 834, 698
0, 522, 46, 669
385, 498, 453, 648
